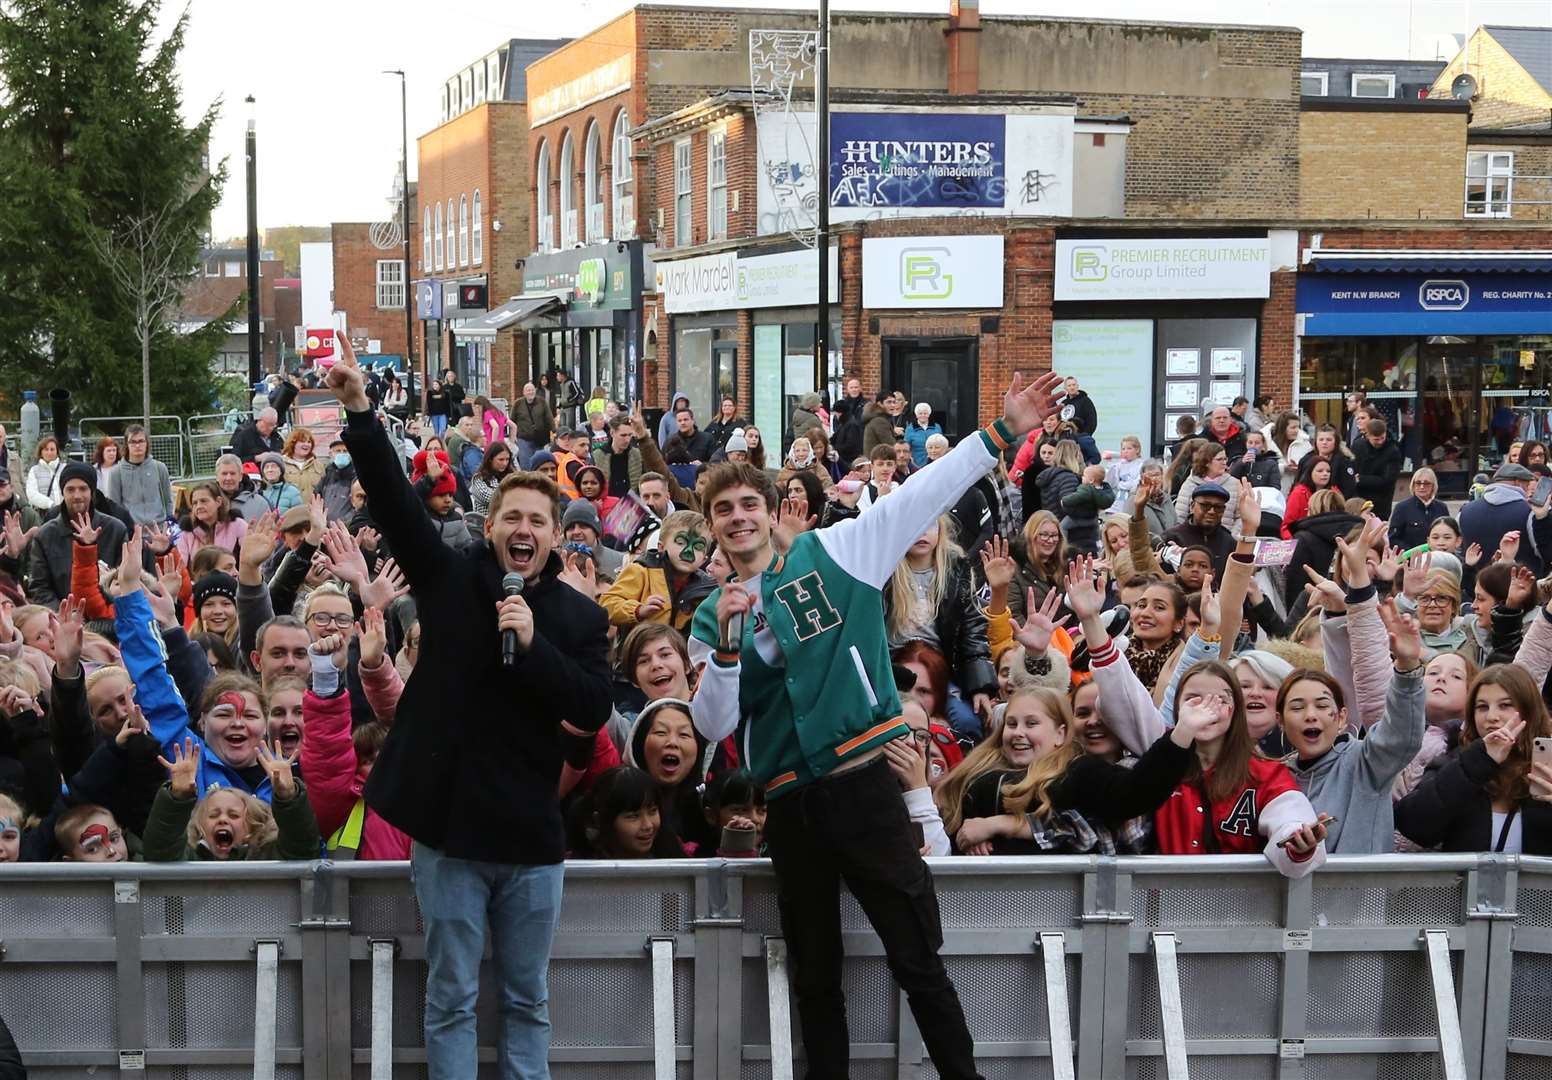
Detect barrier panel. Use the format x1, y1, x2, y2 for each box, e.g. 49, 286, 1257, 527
77, 416, 188, 480
0, 855, 1527, 1080
185, 412, 247, 479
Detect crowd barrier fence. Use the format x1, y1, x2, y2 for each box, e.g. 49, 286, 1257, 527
4, 854, 1551, 1080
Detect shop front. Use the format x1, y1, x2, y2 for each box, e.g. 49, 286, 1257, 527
1296, 253, 1552, 496
443, 277, 490, 395
1051, 234, 1278, 456
414, 279, 444, 399
522, 242, 648, 409
658, 245, 840, 445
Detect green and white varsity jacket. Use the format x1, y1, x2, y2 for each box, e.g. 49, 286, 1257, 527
689, 420, 1016, 798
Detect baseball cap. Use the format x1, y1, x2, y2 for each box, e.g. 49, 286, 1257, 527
1193, 481, 1230, 501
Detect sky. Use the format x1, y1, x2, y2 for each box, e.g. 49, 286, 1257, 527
162, 0, 1552, 240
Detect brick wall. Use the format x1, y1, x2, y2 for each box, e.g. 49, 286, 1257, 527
1300, 109, 1467, 220
1431, 30, 1552, 130
1309, 225, 1552, 249
1259, 270, 1296, 411
330, 223, 409, 357
1466, 140, 1552, 224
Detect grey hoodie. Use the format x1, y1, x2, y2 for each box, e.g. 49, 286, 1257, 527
106, 455, 173, 525
1288, 660, 1424, 854
658, 391, 691, 448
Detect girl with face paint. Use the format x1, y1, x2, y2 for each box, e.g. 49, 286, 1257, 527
598, 510, 713, 634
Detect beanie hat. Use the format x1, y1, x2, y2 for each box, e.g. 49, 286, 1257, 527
256, 452, 285, 476
627, 697, 711, 784
59, 461, 96, 493
725, 429, 749, 454
425, 467, 457, 499
411, 448, 451, 483
562, 498, 601, 533
529, 450, 557, 469
576, 464, 606, 491
192, 571, 239, 614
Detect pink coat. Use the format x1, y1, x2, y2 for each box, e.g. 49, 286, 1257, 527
176, 517, 247, 562
301, 671, 411, 861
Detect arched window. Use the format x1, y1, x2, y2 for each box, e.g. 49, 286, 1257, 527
611, 110, 634, 240
423, 207, 432, 269
447, 199, 455, 267
458, 194, 469, 267
434, 201, 444, 270
559, 132, 576, 248
584, 121, 603, 242
535, 142, 551, 252
472, 189, 483, 265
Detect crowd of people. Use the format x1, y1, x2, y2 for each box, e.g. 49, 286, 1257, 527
5, 351, 1552, 1073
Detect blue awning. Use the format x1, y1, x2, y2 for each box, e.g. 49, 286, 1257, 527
1307, 250, 1552, 273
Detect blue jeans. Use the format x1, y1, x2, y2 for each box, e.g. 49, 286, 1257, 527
412, 842, 565, 1080
431, 414, 448, 436
515, 438, 541, 470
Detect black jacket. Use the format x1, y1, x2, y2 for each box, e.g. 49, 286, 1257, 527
1035, 466, 1080, 514
1352, 435, 1404, 515
1161, 519, 1237, 583
862, 402, 898, 456
0, 1012, 22, 1080
664, 427, 712, 464
1395, 739, 1552, 854
1281, 511, 1363, 608
343, 408, 613, 864
231, 421, 284, 463
1229, 449, 1281, 491
1203, 423, 1248, 459
704, 416, 748, 455
883, 555, 996, 698
1059, 390, 1098, 436
1388, 495, 1448, 551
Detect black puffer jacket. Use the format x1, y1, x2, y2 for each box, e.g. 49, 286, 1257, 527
1282, 511, 1363, 608
883, 554, 996, 699
1229, 449, 1281, 490
1035, 466, 1080, 515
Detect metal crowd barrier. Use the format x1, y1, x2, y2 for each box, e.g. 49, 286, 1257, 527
76, 416, 189, 479
3, 854, 1547, 1080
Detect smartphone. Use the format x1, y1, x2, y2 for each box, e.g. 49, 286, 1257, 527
1534, 477, 1552, 508
910, 821, 927, 850
1534, 737, 1552, 771
1279, 814, 1338, 848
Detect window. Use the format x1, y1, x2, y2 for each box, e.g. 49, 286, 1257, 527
560, 133, 576, 247
375, 260, 405, 309
434, 202, 444, 270
612, 110, 634, 240
708, 129, 728, 241
450, 78, 461, 116
447, 199, 456, 266
472, 189, 482, 265
536, 142, 552, 252
1300, 71, 1328, 96
487, 55, 502, 101
461, 72, 473, 110
1466, 151, 1514, 218
1351, 73, 1395, 98
204, 259, 218, 277
440, 85, 450, 123
458, 194, 469, 267
474, 64, 486, 105
584, 121, 604, 242
674, 139, 692, 246
423, 208, 432, 269
224, 260, 241, 277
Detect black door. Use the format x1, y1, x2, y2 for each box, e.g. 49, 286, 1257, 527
884, 337, 978, 442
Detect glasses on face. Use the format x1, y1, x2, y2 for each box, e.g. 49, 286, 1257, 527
1036, 531, 1061, 543
1417, 594, 1454, 608
309, 612, 355, 629
909, 729, 954, 748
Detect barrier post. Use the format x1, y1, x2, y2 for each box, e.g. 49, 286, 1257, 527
1088, 857, 1134, 1080
112, 878, 147, 1073
1275, 874, 1313, 1079
369, 940, 396, 1080
1424, 930, 1470, 1080
693, 864, 744, 1080
1038, 931, 1077, 1080
1474, 854, 1517, 1080
650, 937, 678, 1080
252, 939, 281, 1080
1150, 931, 1190, 1080
766, 936, 796, 1080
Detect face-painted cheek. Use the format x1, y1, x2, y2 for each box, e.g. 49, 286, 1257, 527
78, 823, 110, 851
216, 692, 246, 713
675, 533, 709, 565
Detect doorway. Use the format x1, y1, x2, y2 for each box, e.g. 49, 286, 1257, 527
883, 337, 978, 442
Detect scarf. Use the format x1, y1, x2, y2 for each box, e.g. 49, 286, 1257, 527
1126, 633, 1181, 695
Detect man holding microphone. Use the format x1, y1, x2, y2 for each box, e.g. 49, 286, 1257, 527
324, 337, 611, 1080
689, 371, 1062, 1080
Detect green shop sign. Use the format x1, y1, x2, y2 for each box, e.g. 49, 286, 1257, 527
523, 243, 640, 311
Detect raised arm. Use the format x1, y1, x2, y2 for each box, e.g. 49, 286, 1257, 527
1355, 600, 1427, 792
1067, 556, 1167, 755
113, 531, 194, 759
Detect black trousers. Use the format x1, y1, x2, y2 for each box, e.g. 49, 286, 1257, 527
764, 757, 982, 1080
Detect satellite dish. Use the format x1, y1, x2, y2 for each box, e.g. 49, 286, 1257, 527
1451, 73, 1478, 100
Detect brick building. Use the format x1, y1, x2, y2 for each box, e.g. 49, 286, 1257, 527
330, 213, 415, 363
413, 40, 560, 403
180, 248, 286, 379
633, 8, 1303, 455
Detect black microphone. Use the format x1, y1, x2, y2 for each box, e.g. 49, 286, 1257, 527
501, 571, 525, 668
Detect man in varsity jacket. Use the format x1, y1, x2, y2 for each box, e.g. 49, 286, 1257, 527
689, 371, 1062, 1080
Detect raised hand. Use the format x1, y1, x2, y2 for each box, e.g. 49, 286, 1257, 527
240, 512, 279, 574
0, 600, 15, 645
1484, 716, 1527, 765
1499, 530, 1522, 564
2, 511, 37, 560
1236, 484, 1261, 538
1011, 586, 1069, 654
1062, 555, 1108, 623
309, 631, 350, 671
1002, 371, 1065, 437
320, 521, 369, 587
558, 550, 598, 600
324, 334, 371, 411
143, 521, 172, 555
1132, 474, 1154, 512
1171, 695, 1225, 747
157, 737, 201, 798
55, 594, 86, 672
1303, 564, 1346, 613
1376, 597, 1423, 670
1400, 551, 1433, 599
70, 513, 99, 547
1374, 545, 1403, 584
355, 525, 380, 553
979, 535, 1017, 593
1465, 542, 1485, 568
114, 704, 149, 748
1508, 563, 1538, 611
113, 527, 145, 597
256, 739, 298, 799
1198, 571, 1221, 638
359, 557, 410, 610
307, 493, 327, 541
773, 497, 815, 552
358, 608, 387, 669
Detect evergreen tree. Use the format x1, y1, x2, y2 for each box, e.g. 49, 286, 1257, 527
0, 0, 233, 422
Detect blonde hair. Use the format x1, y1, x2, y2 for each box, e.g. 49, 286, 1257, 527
0, 656, 41, 698
188, 788, 279, 857
935, 705, 1025, 834
1020, 511, 1067, 586
1411, 466, 1439, 496
1422, 570, 1461, 604
1051, 441, 1084, 475
85, 664, 130, 699
302, 581, 353, 622
1102, 513, 1130, 562
885, 514, 961, 640
999, 688, 1082, 820
0, 791, 32, 831
1307, 489, 1345, 516
658, 509, 706, 542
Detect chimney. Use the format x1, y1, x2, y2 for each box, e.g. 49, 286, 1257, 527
946, 0, 981, 96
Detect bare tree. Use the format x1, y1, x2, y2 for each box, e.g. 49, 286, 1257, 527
86, 195, 200, 428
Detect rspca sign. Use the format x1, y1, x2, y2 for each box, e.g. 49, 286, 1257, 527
1297, 272, 1552, 335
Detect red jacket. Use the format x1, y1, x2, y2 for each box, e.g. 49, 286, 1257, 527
301, 684, 411, 861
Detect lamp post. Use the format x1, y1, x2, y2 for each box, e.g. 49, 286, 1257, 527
815, 0, 831, 399
245, 95, 261, 386
384, 69, 416, 407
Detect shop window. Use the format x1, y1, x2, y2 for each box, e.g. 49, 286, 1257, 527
708, 129, 728, 241
1300, 72, 1328, 97
674, 139, 692, 246
1466, 151, 1514, 218
1350, 73, 1395, 98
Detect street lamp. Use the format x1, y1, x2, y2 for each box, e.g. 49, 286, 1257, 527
245, 94, 261, 386
384, 69, 417, 409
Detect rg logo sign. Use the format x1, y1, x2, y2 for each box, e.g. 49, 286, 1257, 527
899, 247, 954, 300
1419, 279, 1470, 311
